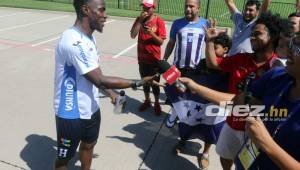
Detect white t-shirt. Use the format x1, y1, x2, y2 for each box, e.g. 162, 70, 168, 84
54, 27, 100, 119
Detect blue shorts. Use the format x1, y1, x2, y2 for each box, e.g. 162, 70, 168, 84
55, 110, 101, 160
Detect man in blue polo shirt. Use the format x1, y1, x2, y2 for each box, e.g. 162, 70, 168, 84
224, 0, 271, 56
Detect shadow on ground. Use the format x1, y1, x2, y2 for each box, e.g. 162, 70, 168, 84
109, 95, 202, 170
20, 134, 86, 170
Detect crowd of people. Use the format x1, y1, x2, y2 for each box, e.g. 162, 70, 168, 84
53, 0, 300, 169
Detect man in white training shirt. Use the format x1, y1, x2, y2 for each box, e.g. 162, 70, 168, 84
54, 0, 153, 169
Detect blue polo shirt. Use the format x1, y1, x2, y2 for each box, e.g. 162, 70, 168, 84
244, 67, 300, 169
228, 11, 255, 56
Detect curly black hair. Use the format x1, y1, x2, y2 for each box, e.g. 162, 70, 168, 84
214, 33, 232, 50
246, 0, 261, 10
255, 11, 283, 49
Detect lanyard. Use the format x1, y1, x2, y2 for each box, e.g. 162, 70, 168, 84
271, 80, 300, 138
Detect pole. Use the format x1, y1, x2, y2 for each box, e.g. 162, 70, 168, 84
205, 0, 211, 19
157, 0, 160, 13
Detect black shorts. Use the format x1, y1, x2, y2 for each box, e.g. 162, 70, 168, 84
55, 110, 101, 160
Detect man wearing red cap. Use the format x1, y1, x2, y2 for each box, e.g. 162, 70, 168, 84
130, 0, 166, 116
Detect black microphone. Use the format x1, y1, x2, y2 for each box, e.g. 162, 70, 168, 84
158, 60, 187, 92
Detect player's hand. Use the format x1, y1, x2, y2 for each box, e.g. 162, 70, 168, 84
109, 90, 118, 104
152, 80, 166, 87
142, 74, 160, 84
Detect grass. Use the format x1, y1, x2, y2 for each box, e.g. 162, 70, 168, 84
0, 0, 296, 27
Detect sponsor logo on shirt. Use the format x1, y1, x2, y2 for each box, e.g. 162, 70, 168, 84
73, 41, 90, 67
64, 77, 75, 111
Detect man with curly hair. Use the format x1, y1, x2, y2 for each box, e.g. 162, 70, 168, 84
205, 11, 282, 170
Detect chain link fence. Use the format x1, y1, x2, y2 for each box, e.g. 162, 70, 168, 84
39, 0, 296, 26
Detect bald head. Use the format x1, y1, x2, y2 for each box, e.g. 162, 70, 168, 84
185, 0, 200, 7
185, 0, 200, 21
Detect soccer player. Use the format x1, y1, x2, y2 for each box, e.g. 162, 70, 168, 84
54, 0, 154, 169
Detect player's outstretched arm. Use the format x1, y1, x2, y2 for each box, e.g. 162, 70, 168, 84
84, 67, 157, 90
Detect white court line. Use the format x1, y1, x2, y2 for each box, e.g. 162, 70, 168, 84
43, 48, 54, 52
32, 19, 115, 47
105, 19, 115, 24
112, 43, 137, 59
0, 15, 69, 32
0, 12, 31, 18
32, 36, 60, 47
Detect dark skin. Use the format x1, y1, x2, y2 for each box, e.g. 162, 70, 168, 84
205, 19, 274, 71
55, 0, 155, 169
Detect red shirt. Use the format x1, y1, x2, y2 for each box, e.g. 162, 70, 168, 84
217, 53, 277, 130
137, 16, 166, 64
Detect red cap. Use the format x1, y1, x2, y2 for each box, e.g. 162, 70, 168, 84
142, 0, 155, 8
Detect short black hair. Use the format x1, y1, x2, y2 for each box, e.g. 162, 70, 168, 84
288, 12, 300, 18
279, 18, 294, 38
214, 33, 232, 50
73, 0, 90, 18
245, 0, 261, 10
255, 11, 283, 49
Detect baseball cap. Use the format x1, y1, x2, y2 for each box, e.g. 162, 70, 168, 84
142, 0, 155, 8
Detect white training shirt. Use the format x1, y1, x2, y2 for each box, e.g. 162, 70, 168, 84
54, 27, 100, 119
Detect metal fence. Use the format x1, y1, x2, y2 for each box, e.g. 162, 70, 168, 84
110, 0, 295, 26
40, 0, 296, 26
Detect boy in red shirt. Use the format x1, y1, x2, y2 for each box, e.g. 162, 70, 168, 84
130, 0, 166, 115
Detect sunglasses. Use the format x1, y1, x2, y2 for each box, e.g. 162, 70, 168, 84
289, 37, 300, 57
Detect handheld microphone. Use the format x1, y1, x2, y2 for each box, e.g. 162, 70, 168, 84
158, 60, 187, 92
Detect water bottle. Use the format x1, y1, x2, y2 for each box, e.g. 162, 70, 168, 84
114, 90, 126, 114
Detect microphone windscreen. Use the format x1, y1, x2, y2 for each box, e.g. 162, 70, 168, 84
158, 60, 171, 74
